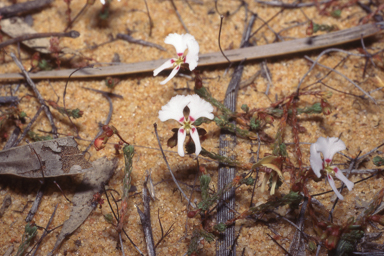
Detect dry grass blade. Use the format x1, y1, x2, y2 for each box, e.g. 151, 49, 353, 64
0, 23, 381, 80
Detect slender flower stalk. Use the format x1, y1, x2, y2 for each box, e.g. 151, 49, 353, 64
310, 137, 354, 200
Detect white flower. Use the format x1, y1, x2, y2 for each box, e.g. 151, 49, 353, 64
310, 137, 354, 200
153, 33, 199, 85
158, 94, 213, 157
100, 0, 120, 5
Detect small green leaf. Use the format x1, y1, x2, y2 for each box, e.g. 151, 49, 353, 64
27, 131, 52, 141
279, 143, 288, 157
104, 213, 114, 224
214, 223, 227, 232
19, 111, 27, 118
200, 230, 215, 243
241, 104, 249, 113
331, 9, 342, 18
250, 117, 260, 130
241, 177, 254, 186
200, 175, 211, 201
373, 156, 384, 166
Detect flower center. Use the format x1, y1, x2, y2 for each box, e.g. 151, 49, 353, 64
173, 55, 185, 67
324, 164, 336, 176
182, 119, 192, 133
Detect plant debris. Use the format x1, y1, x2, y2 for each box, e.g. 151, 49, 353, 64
0, 137, 92, 178
48, 157, 118, 255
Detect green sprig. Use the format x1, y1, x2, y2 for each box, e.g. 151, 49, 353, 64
27, 131, 52, 141
195, 86, 233, 117
214, 117, 257, 139
16, 223, 38, 256
248, 191, 303, 215
373, 156, 384, 166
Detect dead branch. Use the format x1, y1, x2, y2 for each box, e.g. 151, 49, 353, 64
136, 178, 156, 256
0, 0, 53, 19
0, 96, 18, 105
254, 0, 332, 8
170, 0, 189, 33
1, 23, 381, 80
10, 53, 58, 135
116, 34, 165, 51
0, 31, 80, 50
3, 126, 20, 150
14, 105, 44, 146
25, 182, 46, 222
303, 54, 376, 103
30, 204, 58, 256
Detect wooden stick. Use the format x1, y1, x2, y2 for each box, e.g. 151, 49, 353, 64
0, 22, 383, 81
0, 31, 80, 50
0, 0, 53, 19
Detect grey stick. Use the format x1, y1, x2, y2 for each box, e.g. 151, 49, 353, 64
216, 15, 255, 256
10, 53, 58, 136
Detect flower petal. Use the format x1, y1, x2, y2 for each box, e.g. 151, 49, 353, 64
261, 174, 269, 193
334, 167, 354, 191
315, 137, 346, 162
270, 173, 278, 195
153, 59, 174, 77
159, 65, 181, 85
164, 33, 187, 54
186, 94, 214, 121
310, 143, 323, 178
183, 34, 199, 71
262, 164, 283, 178
177, 128, 187, 157
327, 174, 344, 200
158, 94, 189, 122
190, 126, 202, 156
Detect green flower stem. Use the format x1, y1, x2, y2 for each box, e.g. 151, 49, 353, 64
228, 191, 302, 224
16, 223, 38, 256
195, 87, 233, 117
58, 107, 83, 119
200, 148, 240, 167
214, 117, 257, 139
267, 102, 322, 118
198, 180, 236, 211
249, 191, 302, 213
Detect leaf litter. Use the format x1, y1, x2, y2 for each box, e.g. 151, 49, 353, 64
0, 137, 92, 178
48, 157, 118, 255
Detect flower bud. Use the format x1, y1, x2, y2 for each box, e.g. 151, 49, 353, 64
102, 125, 114, 137
264, 114, 274, 125
31, 53, 40, 68
94, 136, 106, 151
321, 99, 332, 115
199, 165, 206, 174
187, 210, 198, 218
105, 77, 120, 88
369, 215, 384, 225
306, 21, 314, 35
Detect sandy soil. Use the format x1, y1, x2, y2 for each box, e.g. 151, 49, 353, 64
0, 0, 384, 255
